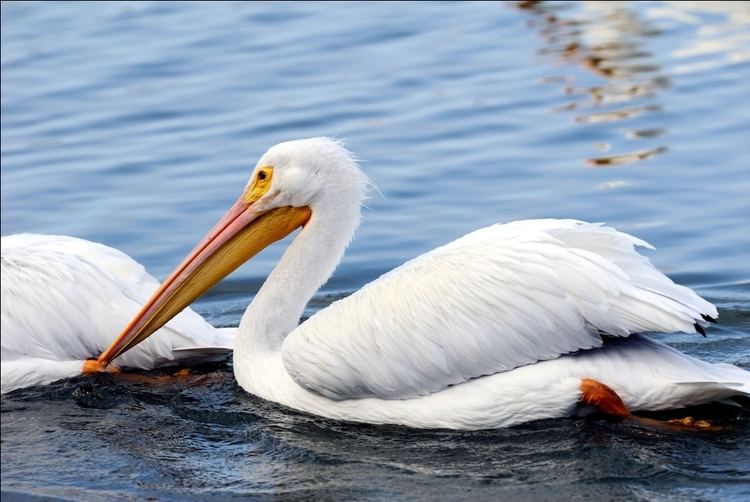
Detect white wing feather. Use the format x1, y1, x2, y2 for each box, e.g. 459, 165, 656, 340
1, 234, 234, 392
282, 220, 717, 400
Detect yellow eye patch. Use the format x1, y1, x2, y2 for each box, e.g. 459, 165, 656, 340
245, 166, 274, 203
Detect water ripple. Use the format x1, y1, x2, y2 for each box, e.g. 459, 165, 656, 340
3, 1, 750, 499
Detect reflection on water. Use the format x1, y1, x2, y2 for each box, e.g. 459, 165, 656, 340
522, 1, 672, 168
521, 0, 750, 174
587, 145, 668, 167
649, 2, 750, 74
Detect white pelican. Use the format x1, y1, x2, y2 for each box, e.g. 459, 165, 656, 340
93, 137, 749, 429
1, 234, 234, 394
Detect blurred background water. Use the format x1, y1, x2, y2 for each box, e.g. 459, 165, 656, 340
2, 1, 750, 500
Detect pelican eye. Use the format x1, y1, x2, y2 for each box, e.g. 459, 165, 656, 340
245, 166, 274, 203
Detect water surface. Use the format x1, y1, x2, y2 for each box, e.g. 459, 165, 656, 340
2, 1, 750, 500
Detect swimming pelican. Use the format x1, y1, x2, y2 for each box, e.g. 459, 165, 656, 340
1, 234, 234, 394
94, 137, 749, 429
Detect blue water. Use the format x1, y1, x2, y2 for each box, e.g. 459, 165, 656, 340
2, 1, 750, 500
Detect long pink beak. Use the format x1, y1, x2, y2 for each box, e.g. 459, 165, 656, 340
95, 196, 311, 368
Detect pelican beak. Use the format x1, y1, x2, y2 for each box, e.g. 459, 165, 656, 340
96, 194, 311, 368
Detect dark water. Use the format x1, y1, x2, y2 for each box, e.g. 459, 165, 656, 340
2, 1, 750, 500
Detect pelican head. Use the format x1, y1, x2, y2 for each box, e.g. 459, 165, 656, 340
250, 137, 368, 210
96, 137, 369, 367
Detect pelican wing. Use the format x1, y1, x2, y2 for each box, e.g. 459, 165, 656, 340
282, 220, 717, 400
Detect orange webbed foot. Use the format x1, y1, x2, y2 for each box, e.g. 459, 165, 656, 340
579, 378, 630, 419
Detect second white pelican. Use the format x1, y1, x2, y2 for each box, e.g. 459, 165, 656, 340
1, 234, 234, 394
94, 137, 749, 429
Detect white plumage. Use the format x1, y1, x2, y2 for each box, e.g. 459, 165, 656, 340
103, 137, 744, 430
239, 334, 748, 430
72, 137, 750, 429
283, 219, 717, 400
1, 234, 233, 393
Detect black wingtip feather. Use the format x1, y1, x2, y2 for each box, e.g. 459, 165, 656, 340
701, 314, 717, 324
694, 323, 707, 337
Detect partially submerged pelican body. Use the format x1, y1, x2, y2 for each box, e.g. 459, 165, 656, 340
88, 137, 749, 429
0, 234, 234, 394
